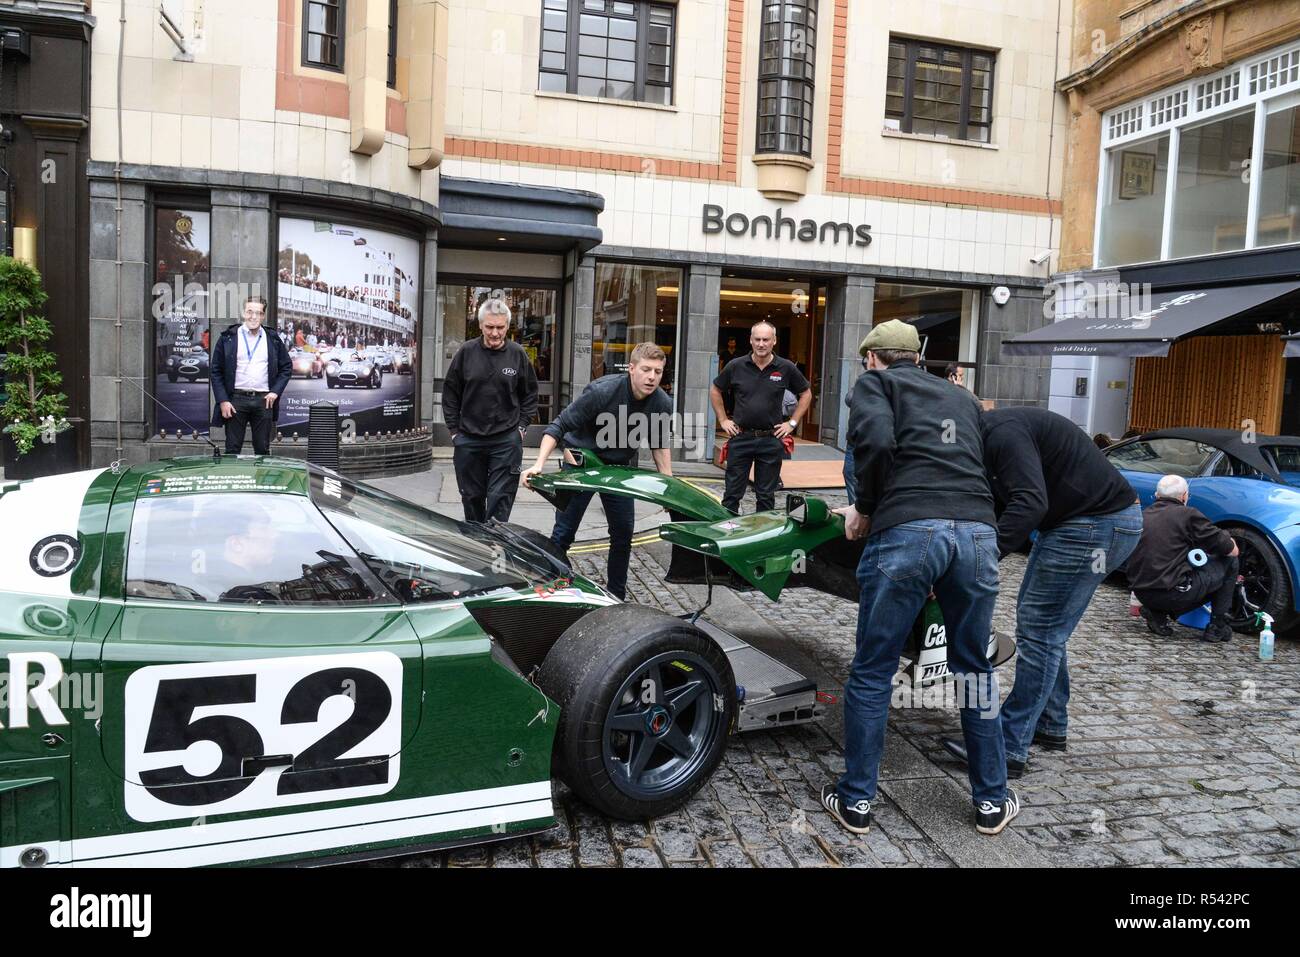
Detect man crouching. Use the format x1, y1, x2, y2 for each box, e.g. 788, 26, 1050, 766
821, 320, 1018, 837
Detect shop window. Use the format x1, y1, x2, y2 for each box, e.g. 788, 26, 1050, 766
153, 207, 212, 437
885, 37, 994, 143
537, 0, 674, 105
756, 0, 817, 157
1257, 100, 1300, 249
1097, 134, 1170, 267
1170, 110, 1255, 258
592, 264, 681, 395
303, 0, 345, 72
437, 284, 559, 423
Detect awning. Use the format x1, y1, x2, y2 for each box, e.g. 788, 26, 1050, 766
1002, 280, 1300, 358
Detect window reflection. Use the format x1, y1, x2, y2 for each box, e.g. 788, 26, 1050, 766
126, 492, 385, 605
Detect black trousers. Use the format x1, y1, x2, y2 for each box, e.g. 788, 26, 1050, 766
1137, 554, 1239, 618
224, 392, 274, 455
723, 432, 783, 513
453, 432, 524, 523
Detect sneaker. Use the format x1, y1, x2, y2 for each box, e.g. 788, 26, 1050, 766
976, 788, 1021, 835
820, 784, 871, 834
1140, 606, 1173, 637
941, 738, 1025, 779
1031, 729, 1068, 752
1202, 616, 1233, 643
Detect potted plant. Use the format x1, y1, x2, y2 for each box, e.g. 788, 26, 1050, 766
0, 256, 74, 479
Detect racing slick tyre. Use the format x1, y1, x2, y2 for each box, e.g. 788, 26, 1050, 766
1225, 525, 1295, 637
537, 604, 736, 820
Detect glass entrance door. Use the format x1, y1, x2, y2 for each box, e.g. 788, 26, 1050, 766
716, 274, 826, 441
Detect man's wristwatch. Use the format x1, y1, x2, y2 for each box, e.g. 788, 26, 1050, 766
788, 419, 798, 430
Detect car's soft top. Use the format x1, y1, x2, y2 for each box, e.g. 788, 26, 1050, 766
1127, 428, 1300, 482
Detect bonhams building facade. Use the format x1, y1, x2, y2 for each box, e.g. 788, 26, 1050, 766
7, 0, 1070, 473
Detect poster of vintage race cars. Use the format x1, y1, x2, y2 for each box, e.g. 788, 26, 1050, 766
152, 208, 212, 435
275, 218, 420, 437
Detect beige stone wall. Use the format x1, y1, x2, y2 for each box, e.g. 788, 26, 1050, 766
838, 0, 1071, 199
88, 0, 437, 205
445, 0, 727, 162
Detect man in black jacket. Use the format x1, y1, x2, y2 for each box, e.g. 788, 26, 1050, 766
210, 296, 293, 454
521, 342, 674, 600
710, 321, 811, 513
943, 406, 1142, 779
443, 298, 539, 522
821, 319, 1017, 838
1126, 473, 1239, 641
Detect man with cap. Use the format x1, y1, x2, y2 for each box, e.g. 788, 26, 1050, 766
821, 319, 1017, 837
710, 321, 812, 514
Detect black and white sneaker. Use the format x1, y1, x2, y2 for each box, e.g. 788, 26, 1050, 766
821, 784, 871, 834
976, 788, 1021, 835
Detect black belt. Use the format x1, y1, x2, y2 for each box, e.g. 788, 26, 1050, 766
737, 428, 777, 437
235, 389, 268, 396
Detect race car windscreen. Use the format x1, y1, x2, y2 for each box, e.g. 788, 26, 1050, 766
308, 470, 551, 603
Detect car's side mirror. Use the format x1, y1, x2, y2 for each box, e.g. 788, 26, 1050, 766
786, 494, 831, 527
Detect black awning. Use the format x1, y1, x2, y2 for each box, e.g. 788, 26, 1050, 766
438, 177, 604, 253
1002, 280, 1300, 358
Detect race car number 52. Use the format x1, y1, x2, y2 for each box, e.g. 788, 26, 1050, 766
123, 652, 403, 823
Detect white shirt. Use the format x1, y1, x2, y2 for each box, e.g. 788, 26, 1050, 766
233, 324, 271, 391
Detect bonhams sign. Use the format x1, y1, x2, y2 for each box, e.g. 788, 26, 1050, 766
702, 204, 872, 247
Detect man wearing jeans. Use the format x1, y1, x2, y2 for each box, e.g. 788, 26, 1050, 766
210, 296, 293, 455
943, 407, 1142, 777
521, 343, 673, 600
822, 320, 1017, 837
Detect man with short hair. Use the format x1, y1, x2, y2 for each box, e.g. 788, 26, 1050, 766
822, 319, 1017, 838
443, 298, 539, 523
210, 296, 293, 455
942, 406, 1142, 778
711, 321, 811, 514
521, 342, 673, 600
1127, 474, 1240, 642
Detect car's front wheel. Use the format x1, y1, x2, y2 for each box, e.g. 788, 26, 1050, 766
1225, 525, 1294, 636
537, 604, 735, 820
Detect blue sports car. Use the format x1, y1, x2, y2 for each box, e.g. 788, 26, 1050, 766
1104, 428, 1300, 637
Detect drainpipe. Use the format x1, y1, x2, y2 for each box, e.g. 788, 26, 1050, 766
114, 0, 126, 461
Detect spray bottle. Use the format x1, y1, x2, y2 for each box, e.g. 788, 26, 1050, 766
1257, 612, 1274, 662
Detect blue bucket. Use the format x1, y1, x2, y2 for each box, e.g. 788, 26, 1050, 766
1177, 603, 1212, 629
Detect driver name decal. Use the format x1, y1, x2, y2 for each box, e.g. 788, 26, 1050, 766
123, 652, 402, 823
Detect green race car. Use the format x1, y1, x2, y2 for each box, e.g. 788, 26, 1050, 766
1, 456, 756, 867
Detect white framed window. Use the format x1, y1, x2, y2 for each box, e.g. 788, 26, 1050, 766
1095, 37, 1300, 266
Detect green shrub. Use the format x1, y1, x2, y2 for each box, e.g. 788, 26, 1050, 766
0, 256, 68, 456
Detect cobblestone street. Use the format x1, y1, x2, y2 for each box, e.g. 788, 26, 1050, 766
379, 482, 1300, 869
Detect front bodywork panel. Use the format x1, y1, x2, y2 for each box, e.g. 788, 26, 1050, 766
529, 466, 734, 523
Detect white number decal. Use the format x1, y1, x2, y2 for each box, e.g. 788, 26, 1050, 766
123, 652, 403, 823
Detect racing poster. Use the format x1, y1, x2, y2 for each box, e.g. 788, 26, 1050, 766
275, 218, 420, 437
152, 208, 212, 435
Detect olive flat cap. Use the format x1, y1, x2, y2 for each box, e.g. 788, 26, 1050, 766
859, 319, 921, 355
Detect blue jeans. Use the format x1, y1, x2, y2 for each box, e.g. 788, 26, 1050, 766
843, 445, 857, 504
838, 519, 1005, 807
1000, 503, 1143, 761
549, 463, 637, 600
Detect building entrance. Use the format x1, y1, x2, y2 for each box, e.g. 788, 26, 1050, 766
716, 274, 827, 442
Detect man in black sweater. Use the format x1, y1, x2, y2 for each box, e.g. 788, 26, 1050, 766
521, 342, 674, 600
821, 320, 1017, 838
1126, 473, 1239, 642
442, 298, 539, 522
942, 407, 1142, 779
